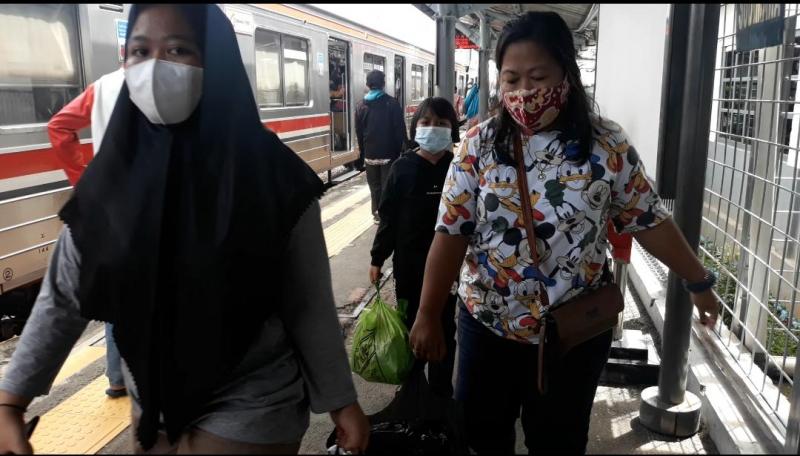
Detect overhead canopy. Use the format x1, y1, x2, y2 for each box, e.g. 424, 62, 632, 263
413, 4, 599, 52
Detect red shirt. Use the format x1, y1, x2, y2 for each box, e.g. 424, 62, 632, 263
47, 84, 95, 186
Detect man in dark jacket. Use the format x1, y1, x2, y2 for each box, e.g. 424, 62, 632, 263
355, 70, 407, 223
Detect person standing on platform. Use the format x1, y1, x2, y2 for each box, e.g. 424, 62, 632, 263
47, 67, 128, 400
369, 97, 460, 398
408, 11, 721, 454
355, 70, 408, 224
0, 4, 369, 454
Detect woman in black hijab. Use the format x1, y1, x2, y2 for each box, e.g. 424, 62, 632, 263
0, 4, 369, 454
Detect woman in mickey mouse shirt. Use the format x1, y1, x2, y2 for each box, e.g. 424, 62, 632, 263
408, 11, 721, 455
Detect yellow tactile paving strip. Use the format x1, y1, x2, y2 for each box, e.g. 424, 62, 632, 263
324, 200, 375, 257
321, 185, 370, 223
30, 376, 131, 454
30, 195, 375, 453
52, 346, 105, 386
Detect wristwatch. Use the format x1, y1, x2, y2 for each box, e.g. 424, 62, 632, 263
682, 269, 717, 293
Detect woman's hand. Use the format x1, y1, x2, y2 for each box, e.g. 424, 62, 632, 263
329, 403, 369, 454
369, 266, 382, 285
0, 407, 32, 454
691, 289, 719, 328
409, 312, 446, 362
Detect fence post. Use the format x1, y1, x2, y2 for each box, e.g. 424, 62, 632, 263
638, 3, 720, 437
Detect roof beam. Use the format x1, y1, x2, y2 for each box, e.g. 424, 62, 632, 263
453, 4, 493, 19
423, 3, 493, 20
576, 3, 599, 32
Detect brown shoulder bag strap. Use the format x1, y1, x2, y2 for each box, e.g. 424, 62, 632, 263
512, 132, 551, 395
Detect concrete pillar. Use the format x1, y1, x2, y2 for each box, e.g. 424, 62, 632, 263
434, 4, 456, 105
478, 12, 491, 121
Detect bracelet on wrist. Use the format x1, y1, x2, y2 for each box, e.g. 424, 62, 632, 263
682, 268, 717, 294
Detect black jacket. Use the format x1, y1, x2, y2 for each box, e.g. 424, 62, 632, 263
355, 94, 407, 161
370, 149, 454, 282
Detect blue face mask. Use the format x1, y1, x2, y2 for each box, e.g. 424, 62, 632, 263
415, 126, 452, 154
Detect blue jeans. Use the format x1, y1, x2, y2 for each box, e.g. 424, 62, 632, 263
455, 301, 612, 455
105, 323, 125, 387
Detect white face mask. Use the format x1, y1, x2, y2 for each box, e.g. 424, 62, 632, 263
415, 126, 452, 155
125, 59, 203, 125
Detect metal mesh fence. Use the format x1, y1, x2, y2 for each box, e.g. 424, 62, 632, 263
699, 3, 800, 434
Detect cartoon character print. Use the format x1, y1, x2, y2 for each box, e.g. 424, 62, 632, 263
441, 188, 474, 226
511, 279, 543, 319
555, 202, 590, 244
557, 159, 593, 192
579, 244, 605, 287
582, 179, 611, 211
550, 245, 582, 283
484, 234, 523, 297
531, 138, 565, 180
472, 290, 510, 333
596, 128, 630, 173
502, 312, 541, 341
435, 115, 670, 343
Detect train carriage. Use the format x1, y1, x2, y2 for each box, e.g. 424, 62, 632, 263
0, 3, 469, 337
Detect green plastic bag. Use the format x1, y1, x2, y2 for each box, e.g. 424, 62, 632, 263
351, 284, 414, 385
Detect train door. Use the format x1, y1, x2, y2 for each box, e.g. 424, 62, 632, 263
394, 55, 405, 112
328, 38, 350, 153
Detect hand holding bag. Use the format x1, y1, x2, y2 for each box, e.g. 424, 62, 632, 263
512, 132, 624, 396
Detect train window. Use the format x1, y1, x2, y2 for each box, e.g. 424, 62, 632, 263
254, 29, 309, 108
282, 35, 309, 106
255, 28, 283, 107
411, 64, 424, 101
0, 4, 83, 126
363, 53, 385, 79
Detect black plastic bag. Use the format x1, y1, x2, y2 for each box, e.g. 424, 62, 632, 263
327, 362, 466, 455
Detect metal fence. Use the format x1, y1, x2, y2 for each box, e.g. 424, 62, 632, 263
699, 3, 800, 437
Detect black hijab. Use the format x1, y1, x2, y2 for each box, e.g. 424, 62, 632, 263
59, 4, 325, 449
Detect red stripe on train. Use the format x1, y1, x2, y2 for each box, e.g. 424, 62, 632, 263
0, 144, 93, 181
1, 115, 330, 181
406, 105, 418, 114
264, 114, 330, 133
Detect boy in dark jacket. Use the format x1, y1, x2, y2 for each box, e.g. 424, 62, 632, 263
369, 97, 460, 398
355, 70, 408, 223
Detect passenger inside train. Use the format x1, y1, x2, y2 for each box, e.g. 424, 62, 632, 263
0, 4, 369, 455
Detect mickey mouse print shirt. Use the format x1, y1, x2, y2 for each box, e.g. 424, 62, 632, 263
435, 115, 671, 344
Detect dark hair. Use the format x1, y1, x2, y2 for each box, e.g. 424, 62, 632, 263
494, 11, 595, 163
366, 70, 386, 90
407, 97, 460, 150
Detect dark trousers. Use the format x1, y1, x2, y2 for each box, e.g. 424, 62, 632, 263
366, 162, 393, 216
396, 273, 457, 398
455, 302, 612, 455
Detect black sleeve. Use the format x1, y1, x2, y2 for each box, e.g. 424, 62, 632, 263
370, 162, 401, 267
355, 102, 366, 155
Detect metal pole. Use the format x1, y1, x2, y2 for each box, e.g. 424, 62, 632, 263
613, 259, 628, 340
434, 4, 456, 105
478, 12, 490, 121
639, 3, 720, 438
